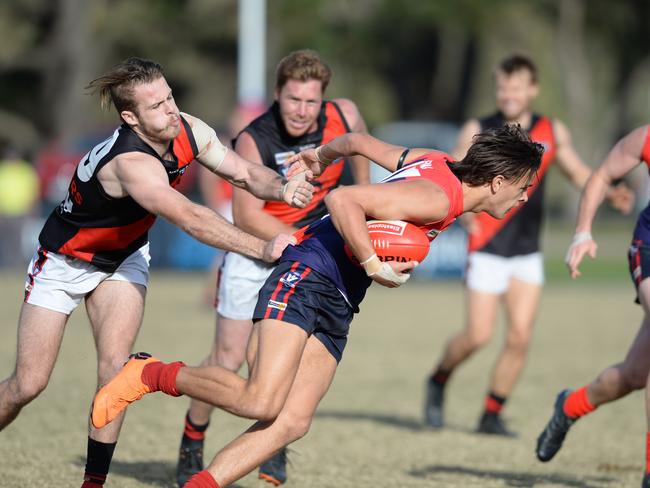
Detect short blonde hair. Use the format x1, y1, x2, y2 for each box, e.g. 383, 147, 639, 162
275, 50, 332, 92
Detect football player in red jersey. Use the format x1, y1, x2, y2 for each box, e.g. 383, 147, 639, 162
91, 125, 543, 488
537, 125, 650, 488
175, 50, 369, 487
0, 57, 314, 488
424, 54, 634, 436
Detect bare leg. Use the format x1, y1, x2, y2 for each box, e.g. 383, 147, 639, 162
0, 304, 68, 430
186, 315, 253, 425
586, 279, 650, 406
435, 289, 501, 372
206, 334, 337, 487
175, 319, 309, 421
489, 279, 541, 396
85, 280, 146, 443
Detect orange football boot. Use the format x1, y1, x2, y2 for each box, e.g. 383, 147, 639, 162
91, 352, 160, 429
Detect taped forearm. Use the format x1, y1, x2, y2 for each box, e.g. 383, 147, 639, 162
182, 112, 228, 173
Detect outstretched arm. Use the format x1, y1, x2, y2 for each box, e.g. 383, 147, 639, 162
335, 98, 371, 184
113, 153, 293, 263
566, 125, 648, 278
183, 112, 313, 208
286, 132, 438, 179
554, 120, 634, 214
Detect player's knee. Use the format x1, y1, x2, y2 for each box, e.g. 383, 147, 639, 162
467, 329, 492, 350
286, 414, 313, 441
13, 374, 48, 403
213, 343, 247, 372
620, 366, 646, 391
505, 328, 532, 352
97, 356, 130, 384
246, 392, 285, 421
275, 412, 313, 443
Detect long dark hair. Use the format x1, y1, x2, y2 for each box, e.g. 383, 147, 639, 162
86, 57, 165, 113
450, 124, 544, 186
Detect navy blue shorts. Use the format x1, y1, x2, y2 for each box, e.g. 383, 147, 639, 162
628, 239, 650, 304
253, 261, 354, 362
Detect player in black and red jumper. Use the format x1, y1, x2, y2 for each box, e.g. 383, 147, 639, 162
424, 54, 634, 436
0, 57, 313, 488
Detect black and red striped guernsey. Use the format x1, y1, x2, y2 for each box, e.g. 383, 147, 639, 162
468, 112, 557, 257
38, 115, 198, 272
234, 101, 350, 229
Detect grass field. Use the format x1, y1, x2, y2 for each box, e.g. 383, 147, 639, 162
0, 223, 646, 487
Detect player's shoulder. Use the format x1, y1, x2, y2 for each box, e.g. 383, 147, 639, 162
330, 98, 362, 124
458, 118, 481, 137
549, 118, 572, 144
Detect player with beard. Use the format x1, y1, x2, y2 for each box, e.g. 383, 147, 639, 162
0, 57, 313, 488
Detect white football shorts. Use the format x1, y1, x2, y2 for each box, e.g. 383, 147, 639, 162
465, 251, 544, 294
24, 243, 151, 315
217, 252, 274, 320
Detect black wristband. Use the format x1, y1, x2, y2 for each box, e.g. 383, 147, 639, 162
397, 148, 410, 170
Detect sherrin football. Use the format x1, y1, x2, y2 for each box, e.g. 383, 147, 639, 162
345, 220, 430, 264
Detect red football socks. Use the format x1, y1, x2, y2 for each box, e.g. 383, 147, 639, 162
431, 367, 451, 386
484, 392, 507, 414
563, 386, 596, 419
183, 412, 209, 441
184, 470, 220, 488
81, 437, 116, 487
645, 432, 650, 474
141, 361, 185, 396
81, 474, 105, 488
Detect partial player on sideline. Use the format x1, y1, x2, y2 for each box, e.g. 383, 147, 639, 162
536, 124, 650, 488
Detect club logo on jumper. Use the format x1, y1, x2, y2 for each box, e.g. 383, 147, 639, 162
267, 299, 287, 311
274, 151, 296, 177
280, 270, 303, 288
418, 160, 432, 169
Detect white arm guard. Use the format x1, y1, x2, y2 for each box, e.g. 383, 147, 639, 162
362, 254, 411, 286
564, 231, 593, 264
181, 112, 228, 173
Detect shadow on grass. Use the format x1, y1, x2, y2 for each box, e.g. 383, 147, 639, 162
73, 457, 248, 487
315, 409, 424, 431
315, 409, 478, 434
408, 464, 617, 488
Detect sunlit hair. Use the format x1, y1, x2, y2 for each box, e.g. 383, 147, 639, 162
275, 49, 332, 92
496, 54, 538, 84
450, 124, 544, 186
86, 57, 165, 113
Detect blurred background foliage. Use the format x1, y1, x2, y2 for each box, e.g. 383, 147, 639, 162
0, 0, 648, 205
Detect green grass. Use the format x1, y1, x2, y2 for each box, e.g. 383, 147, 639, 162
0, 264, 647, 487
